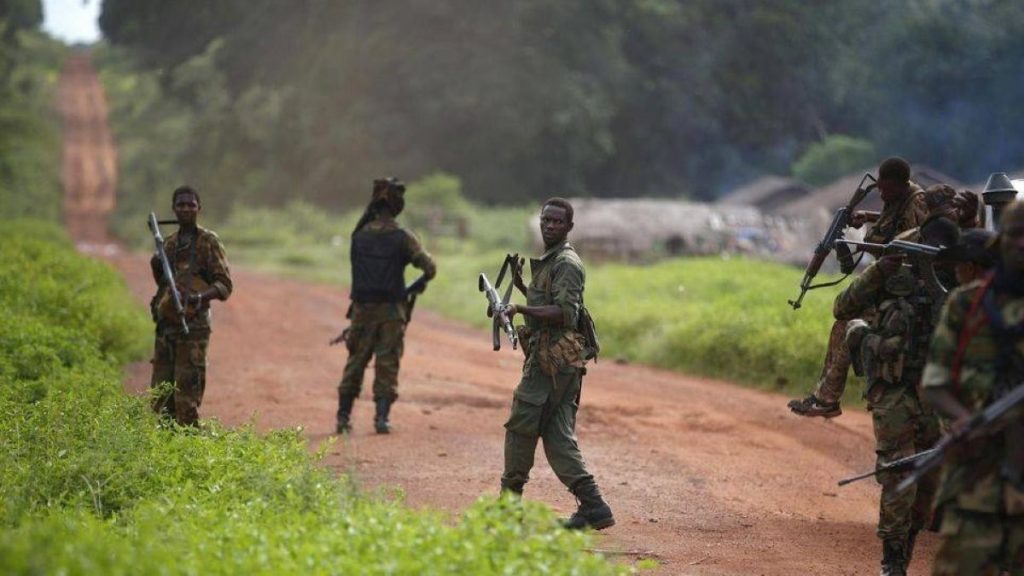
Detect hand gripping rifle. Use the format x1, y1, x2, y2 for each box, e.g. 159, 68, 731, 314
148, 212, 189, 335
896, 382, 1024, 495
836, 238, 950, 322
789, 173, 877, 310
479, 254, 524, 351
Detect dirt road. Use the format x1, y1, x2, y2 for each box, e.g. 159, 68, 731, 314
60, 54, 936, 575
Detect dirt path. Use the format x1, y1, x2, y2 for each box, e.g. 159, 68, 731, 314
59, 54, 937, 575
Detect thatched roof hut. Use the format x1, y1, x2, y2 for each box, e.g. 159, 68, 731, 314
716, 175, 812, 213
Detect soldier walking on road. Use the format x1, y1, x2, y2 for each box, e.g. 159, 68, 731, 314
836, 215, 961, 576
150, 185, 233, 426
335, 178, 436, 434
790, 157, 930, 418
921, 201, 1024, 575
499, 198, 614, 531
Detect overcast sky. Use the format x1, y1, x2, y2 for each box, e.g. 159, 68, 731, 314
42, 0, 101, 44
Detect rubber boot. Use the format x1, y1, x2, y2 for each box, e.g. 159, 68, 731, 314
374, 397, 392, 434
564, 481, 615, 531
336, 393, 355, 434
880, 538, 907, 576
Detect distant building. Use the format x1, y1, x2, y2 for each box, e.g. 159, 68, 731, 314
716, 175, 812, 213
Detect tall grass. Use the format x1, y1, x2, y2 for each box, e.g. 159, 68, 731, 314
0, 220, 627, 575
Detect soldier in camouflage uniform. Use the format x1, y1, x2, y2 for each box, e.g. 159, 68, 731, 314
500, 198, 614, 531
921, 201, 1024, 575
790, 158, 930, 418
150, 186, 233, 426
837, 216, 960, 576
335, 178, 436, 434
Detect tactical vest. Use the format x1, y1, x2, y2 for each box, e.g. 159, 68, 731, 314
350, 229, 408, 304
861, 267, 934, 386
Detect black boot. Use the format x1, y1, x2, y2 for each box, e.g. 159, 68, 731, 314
880, 538, 907, 576
374, 397, 392, 434
564, 481, 615, 531
336, 394, 355, 434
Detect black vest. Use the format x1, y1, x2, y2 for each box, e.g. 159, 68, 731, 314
350, 229, 408, 303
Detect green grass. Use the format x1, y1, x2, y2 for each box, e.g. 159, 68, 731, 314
206, 202, 861, 405
0, 219, 628, 575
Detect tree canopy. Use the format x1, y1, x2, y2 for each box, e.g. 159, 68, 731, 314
98, 0, 1024, 210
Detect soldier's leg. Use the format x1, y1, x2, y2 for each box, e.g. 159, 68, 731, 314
872, 386, 917, 571
339, 322, 376, 399
933, 509, 1008, 576
150, 332, 176, 418
541, 370, 614, 530
813, 318, 851, 404
173, 333, 209, 426
371, 319, 405, 402
501, 373, 546, 494
540, 370, 592, 490
910, 398, 942, 534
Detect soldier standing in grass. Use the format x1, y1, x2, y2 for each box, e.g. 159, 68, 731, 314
500, 197, 614, 531
921, 201, 1024, 575
790, 157, 929, 418
838, 215, 961, 576
334, 178, 436, 434
150, 185, 233, 426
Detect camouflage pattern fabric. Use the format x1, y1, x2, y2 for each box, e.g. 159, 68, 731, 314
338, 303, 406, 402
150, 226, 232, 332
869, 376, 941, 540
149, 225, 231, 425
151, 329, 210, 426
813, 190, 928, 402
501, 241, 594, 494
921, 279, 1024, 574
338, 218, 435, 402
837, 259, 943, 541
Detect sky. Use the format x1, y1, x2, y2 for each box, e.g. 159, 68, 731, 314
42, 0, 102, 44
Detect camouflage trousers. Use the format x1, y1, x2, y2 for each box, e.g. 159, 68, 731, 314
151, 328, 210, 426
869, 379, 942, 540
813, 318, 853, 404
933, 509, 1024, 575
339, 317, 405, 402
501, 365, 594, 494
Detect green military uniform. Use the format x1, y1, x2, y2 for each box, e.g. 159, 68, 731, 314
921, 276, 1024, 575
501, 241, 595, 494
150, 226, 232, 426
812, 188, 930, 406
339, 219, 435, 403
836, 259, 942, 567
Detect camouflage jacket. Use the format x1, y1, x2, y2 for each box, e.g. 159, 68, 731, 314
348, 219, 436, 324
865, 184, 928, 245
921, 278, 1024, 514
835, 261, 938, 381
521, 241, 587, 375
151, 225, 232, 332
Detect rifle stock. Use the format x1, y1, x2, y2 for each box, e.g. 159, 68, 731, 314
479, 272, 518, 351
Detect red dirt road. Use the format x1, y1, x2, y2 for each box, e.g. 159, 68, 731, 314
60, 54, 937, 575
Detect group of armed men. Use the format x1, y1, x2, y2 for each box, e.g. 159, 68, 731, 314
786, 157, 1024, 575
146, 159, 1023, 574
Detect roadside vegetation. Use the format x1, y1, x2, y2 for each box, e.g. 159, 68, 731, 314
0, 220, 628, 575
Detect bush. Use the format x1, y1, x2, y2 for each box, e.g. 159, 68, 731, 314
0, 219, 626, 574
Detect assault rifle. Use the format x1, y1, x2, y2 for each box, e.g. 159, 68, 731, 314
329, 276, 428, 346
838, 448, 938, 487
148, 212, 189, 334
836, 238, 950, 321
478, 254, 524, 351
896, 382, 1024, 494
789, 173, 877, 310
